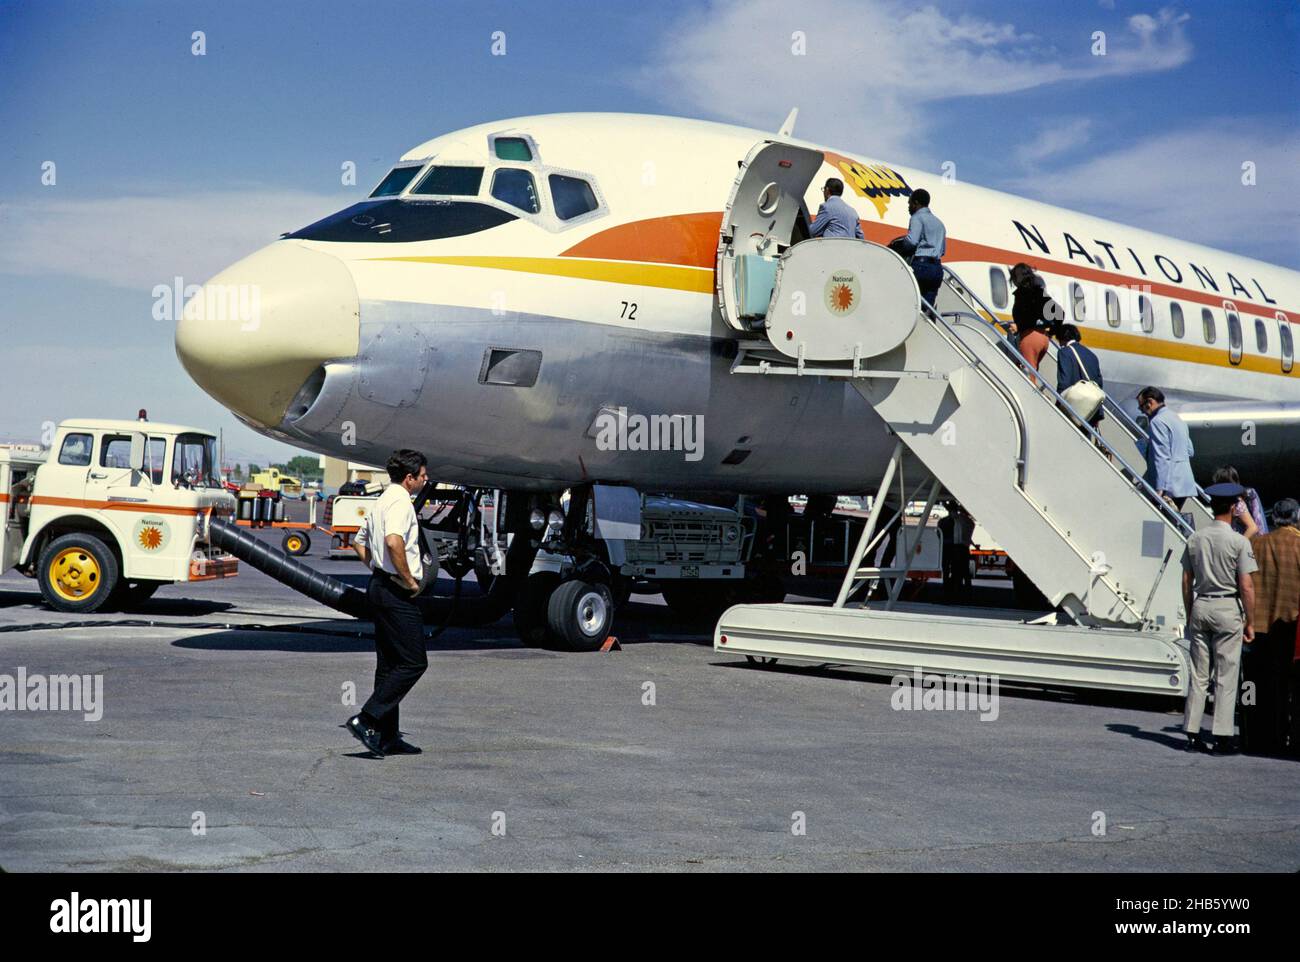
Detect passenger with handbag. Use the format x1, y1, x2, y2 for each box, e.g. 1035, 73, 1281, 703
1054, 324, 1106, 429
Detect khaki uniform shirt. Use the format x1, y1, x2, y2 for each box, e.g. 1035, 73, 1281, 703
1183, 520, 1257, 597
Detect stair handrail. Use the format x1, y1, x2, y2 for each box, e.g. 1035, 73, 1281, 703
933, 272, 1193, 539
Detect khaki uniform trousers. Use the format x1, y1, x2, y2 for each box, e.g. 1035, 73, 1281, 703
1184, 597, 1245, 738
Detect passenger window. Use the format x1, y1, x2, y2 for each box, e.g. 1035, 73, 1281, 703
494, 137, 533, 162
491, 168, 539, 214
548, 174, 598, 220
989, 268, 1008, 310
1227, 312, 1242, 365
1202, 308, 1217, 344
1070, 282, 1086, 322
58, 433, 93, 466
1138, 295, 1154, 333
1170, 302, 1185, 338
412, 166, 484, 196
1105, 289, 1120, 328
369, 166, 421, 197
1254, 318, 1268, 354
1280, 320, 1294, 373
100, 435, 133, 468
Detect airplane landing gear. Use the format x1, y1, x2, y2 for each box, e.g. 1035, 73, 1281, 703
546, 579, 615, 651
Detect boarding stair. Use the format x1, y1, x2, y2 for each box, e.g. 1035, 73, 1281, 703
716, 239, 1193, 695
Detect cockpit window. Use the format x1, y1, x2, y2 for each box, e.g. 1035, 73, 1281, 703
548, 174, 598, 220
411, 166, 483, 196
370, 166, 421, 197
491, 168, 540, 214
494, 137, 533, 162
288, 200, 518, 243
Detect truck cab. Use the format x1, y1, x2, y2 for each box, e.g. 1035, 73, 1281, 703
5, 419, 239, 612
250, 466, 303, 495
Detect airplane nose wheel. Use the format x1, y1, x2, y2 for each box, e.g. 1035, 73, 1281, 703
546, 579, 614, 652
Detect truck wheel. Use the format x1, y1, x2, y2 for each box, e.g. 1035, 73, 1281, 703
514, 571, 561, 647
114, 580, 160, 611
546, 579, 614, 652
38, 533, 120, 613
282, 531, 311, 556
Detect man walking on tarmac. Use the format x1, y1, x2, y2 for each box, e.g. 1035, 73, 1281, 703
1182, 481, 1258, 755
346, 449, 430, 757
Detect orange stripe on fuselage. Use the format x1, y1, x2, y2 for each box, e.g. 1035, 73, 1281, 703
562, 212, 1295, 324
560, 212, 722, 268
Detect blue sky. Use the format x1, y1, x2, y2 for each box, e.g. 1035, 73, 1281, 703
1, 0, 1296, 464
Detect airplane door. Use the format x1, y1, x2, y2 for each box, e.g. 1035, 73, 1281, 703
717, 141, 824, 332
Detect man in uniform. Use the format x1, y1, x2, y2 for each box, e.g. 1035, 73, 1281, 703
1181, 481, 1258, 755
346, 449, 430, 757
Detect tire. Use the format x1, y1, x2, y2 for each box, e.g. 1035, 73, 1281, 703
38, 532, 120, 613
282, 531, 311, 556
514, 571, 561, 647
546, 579, 614, 652
114, 580, 160, 611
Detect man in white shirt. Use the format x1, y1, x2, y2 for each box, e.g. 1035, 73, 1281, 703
345, 449, 430, 757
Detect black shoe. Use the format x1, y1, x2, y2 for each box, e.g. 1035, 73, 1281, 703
1183, 733, 1205, 752
380, 736, 422, 755
345, 715, 385, 756
1208, 737, 1240, 756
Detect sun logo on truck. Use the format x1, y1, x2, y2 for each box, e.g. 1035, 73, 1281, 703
825, 270, 861, 316
132, 518, 170, 551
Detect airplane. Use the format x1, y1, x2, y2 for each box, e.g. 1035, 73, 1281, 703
175, 111, 1300, 643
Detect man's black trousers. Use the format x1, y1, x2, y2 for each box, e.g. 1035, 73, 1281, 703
361, 572, 427, 741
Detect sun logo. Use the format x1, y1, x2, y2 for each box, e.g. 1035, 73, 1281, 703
138, 525, 163, 550
824, 270, 861, 316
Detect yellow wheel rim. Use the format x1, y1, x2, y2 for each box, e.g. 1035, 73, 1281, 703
286, 536, 302, 552
49, 548, 102, 602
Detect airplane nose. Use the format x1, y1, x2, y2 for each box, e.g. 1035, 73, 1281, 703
175, 241, 360, 427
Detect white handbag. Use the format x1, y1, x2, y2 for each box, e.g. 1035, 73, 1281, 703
1060, 344, 1106, 421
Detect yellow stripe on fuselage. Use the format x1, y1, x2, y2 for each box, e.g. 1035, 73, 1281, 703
365, 254, 714, 294
366, 253, 1293, 378
986, 311, 1293, 377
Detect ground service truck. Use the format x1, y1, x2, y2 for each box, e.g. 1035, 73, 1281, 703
0, 419, 238, 612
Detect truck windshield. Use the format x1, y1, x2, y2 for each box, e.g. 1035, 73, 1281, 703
173, 434, 219, 487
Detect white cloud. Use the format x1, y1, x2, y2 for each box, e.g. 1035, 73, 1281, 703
641, 0, 1192, 164
0, 190, 345, 292
1007, 122, 1300, 265
1015, 118, 1094, 168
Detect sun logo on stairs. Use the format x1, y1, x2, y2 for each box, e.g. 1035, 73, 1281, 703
824, 270, 861, 316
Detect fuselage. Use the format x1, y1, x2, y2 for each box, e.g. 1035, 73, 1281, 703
175, 112, 1300, 496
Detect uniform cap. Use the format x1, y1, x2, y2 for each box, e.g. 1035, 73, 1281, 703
1204, 482, 1246, 498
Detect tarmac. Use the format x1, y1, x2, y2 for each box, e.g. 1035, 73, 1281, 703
1, 533, 1296, 872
